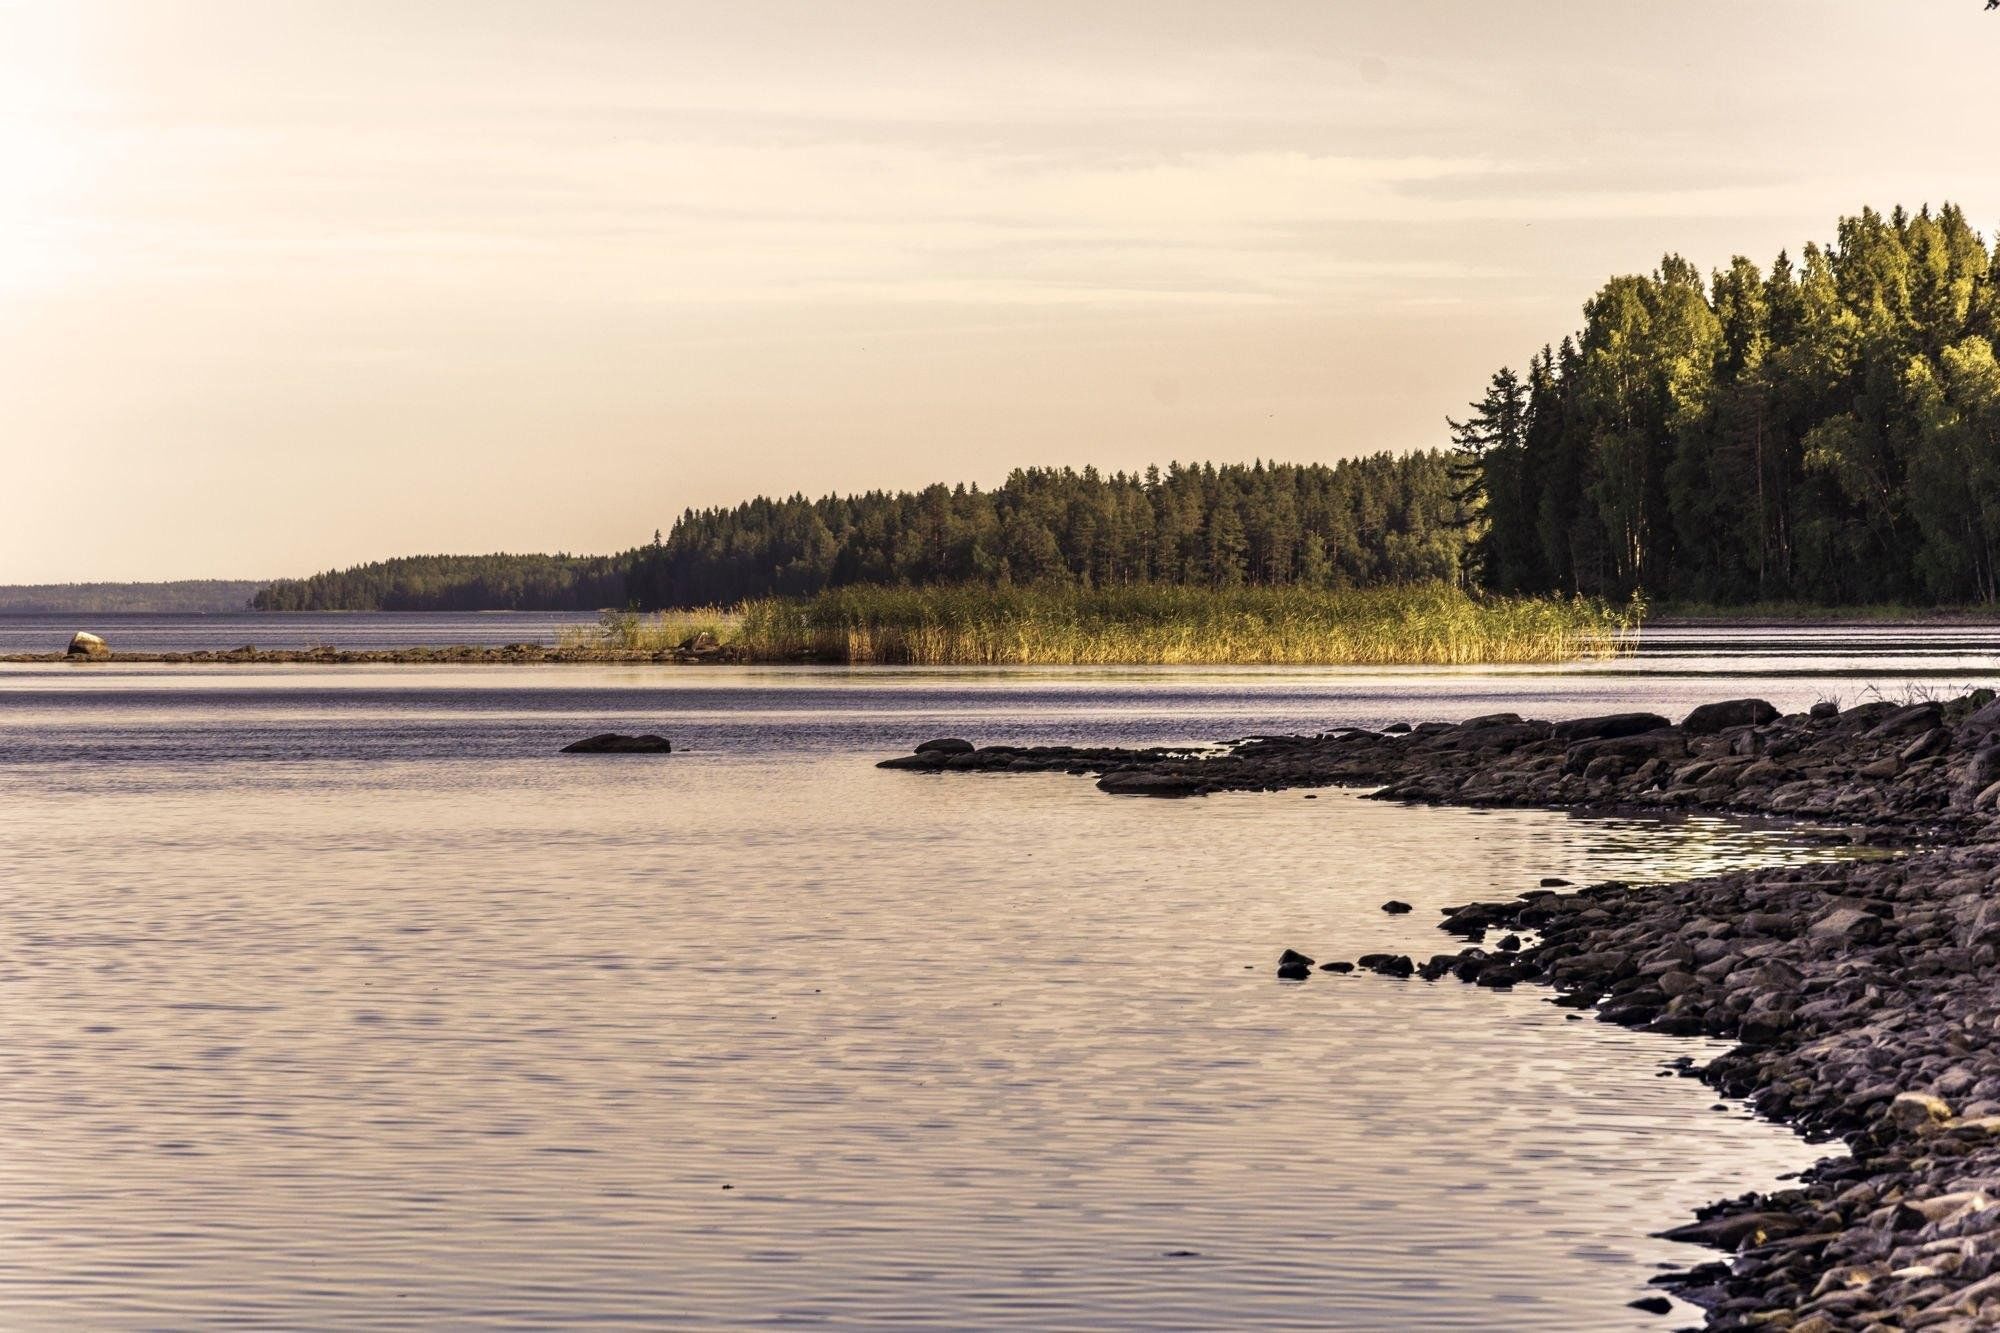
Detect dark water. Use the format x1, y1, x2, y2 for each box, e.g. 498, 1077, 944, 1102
0, 660, 1918, 1329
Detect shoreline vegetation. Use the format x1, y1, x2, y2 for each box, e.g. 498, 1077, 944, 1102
564, 583, 1638, 666
878, 692, 2000, 1325
4, 584, 1641, 668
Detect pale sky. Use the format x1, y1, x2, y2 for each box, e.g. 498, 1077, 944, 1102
3, 0, 1997, 581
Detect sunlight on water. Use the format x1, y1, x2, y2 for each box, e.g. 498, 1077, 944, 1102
0, 662, 1872, 1329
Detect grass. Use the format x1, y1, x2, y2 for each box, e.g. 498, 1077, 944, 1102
558, 607, 741, 653
568, 583, 1638, 666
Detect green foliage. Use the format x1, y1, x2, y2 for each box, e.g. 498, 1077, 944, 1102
1467, 203, 2000, 605
624, 456, 1475, 608
579, 582, 1635, 666
253, 553, 626, 611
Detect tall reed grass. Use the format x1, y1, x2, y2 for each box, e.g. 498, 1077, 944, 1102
572, 583, 1637, 665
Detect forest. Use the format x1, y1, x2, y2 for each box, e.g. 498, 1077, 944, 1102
624, 454, 1471, 607
1459, 203, 2000, 605
252, 454, 1475, 610
0, 580, 267, 614
252, 554, 627, 612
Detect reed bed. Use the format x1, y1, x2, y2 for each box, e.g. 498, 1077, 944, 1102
556, 607, 740, 653
574, 584, 1637, 665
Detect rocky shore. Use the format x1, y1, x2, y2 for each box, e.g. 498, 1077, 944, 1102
880, 693, 2000, 1329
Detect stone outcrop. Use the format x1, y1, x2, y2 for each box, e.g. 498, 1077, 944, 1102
877, 692, 2000, 834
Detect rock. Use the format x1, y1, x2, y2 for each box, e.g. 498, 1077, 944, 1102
1809, 700, 1840, 720
1096, 770, 1205, 798
915, 738, 975, 754
1627, 1295, 1672, 1315
1865, 701, 1943, 740
66, 631, 110, 659
1856, 757, 1901, 780
1659, 1210, 1808, 1250
1553, 712, 1673, 742
1356, 952, 1414, 978
1963, 698, 2000, 736
1900, 728, 1950, 763
1319, 960, 1354, 973
1808, 905, 1884, 943
1960, 744, 2000, 794
1540, 877, 1572, 887
677, 630, 722, 654
1562, 730, 1686, 776
1277, 948, 1314, 980
1681, 698, 1779, 734
1888, 1091, 1955, 1131
560, 733, 673, 753
1381, 900, 1413, 914
877, 752, 949, 770
1461, 712, 1525, 729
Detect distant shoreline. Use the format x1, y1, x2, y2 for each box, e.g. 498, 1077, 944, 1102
0, 645, 745, 666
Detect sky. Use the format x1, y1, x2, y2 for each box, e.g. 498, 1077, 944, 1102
3, 0, 1998, 582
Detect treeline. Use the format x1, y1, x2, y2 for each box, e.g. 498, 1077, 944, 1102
252, 554, 626, 611
0, 580, 266, 613
1463, 203, 2000, 604
625, 455, 1472, 607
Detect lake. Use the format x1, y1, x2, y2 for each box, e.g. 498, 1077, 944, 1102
1, 628, 1989, 1329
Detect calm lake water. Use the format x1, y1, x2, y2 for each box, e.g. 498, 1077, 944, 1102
2, 634, 1987, 1329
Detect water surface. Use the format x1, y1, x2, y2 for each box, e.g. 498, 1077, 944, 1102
0, 661, 1917, 1329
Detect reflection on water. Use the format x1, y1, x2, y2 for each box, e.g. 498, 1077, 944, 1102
0, 669, 1855, 1329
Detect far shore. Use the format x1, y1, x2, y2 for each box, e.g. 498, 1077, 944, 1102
0, 645, 750, 666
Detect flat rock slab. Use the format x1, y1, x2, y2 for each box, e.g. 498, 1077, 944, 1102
561, 733, 673, 754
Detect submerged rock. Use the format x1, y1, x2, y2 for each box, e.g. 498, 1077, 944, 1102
915, 737, 975, 754
561, 733, 673, 754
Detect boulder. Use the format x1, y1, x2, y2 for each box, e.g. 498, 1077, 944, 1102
1865, 702, 1943, 740
1381, 900, 1414, 914
1355, 952, 1415, 978
66, 631, 110, 659
877, 752, 949, 770
1681, 698, 1779, 734
1562, 730, 1687, 776
1459, 712, 1524, 729
1277, 948, 1315, 981
1888, 1091, 1955, 1131
561, 733, 673, 754
1553, 712, 1672, 742
915, 737, 975, 754
1808, 905, 1884, 943
1659, 1210, 1808, 1249
1901, 728, 1950, 763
